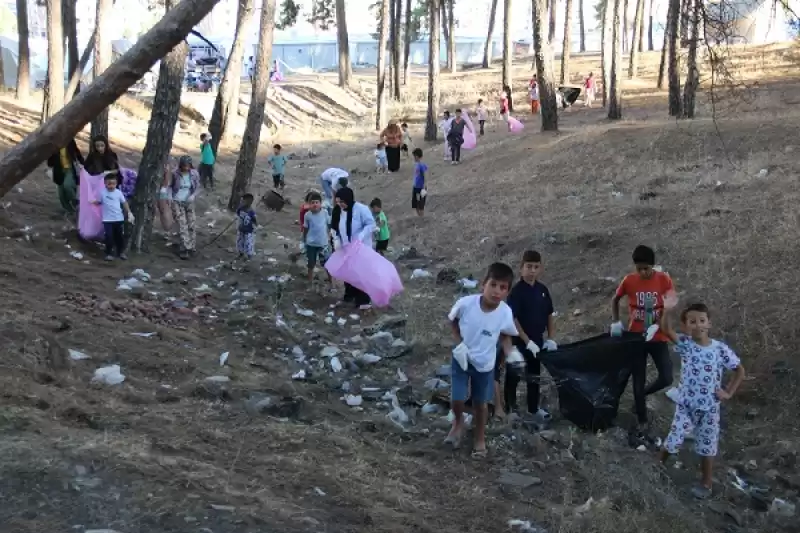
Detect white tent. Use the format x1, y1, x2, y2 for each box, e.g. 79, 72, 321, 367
0, 36, 48, 89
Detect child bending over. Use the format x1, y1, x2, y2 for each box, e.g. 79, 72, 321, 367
447, 262, 520, 457
657, 303, 746, 499
236, 193, 258, 259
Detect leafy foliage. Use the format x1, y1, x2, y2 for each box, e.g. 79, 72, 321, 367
368, 0, 428, 40
307, 0, 336, 30
276, 0, 300, 29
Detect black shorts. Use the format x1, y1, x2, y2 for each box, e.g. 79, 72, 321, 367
375, 239, 389, 253
401, 144, 408, 153
412, 188, 426, 209
272, 174, 284, 188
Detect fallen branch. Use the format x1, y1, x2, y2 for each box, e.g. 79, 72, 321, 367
0, 0, 221, 199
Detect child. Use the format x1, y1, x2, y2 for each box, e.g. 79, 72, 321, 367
199, 133, 215, 190
447, 262, 520, 457
657, 303, 745, 499
375, 142, 388, 173
529, 75, 540, 114
411, 148, 427, 217
505, 250, 557, 420
400, 123, 412, 157
447, 109, 472, 165
302, 191, 329, 282
611, 245, 677, 441
236, 193, 258, 259
499, 90, 510, 131
438, 110, 452, 161
475, 98, 488, 136
91, 173, 134, 261
267, 144, 288, 191
370, 198, 390, 255
584, 72, 596, 107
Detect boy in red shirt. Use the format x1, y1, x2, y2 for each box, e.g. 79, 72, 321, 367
583, 72, 596, 107
611, 245, 677, 442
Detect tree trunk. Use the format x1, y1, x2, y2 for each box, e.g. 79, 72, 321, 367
483, 0, 498, 68
681, 0, 698, 118
0, 0, 220, 199
228, 0, 277, 210
440, 1, 449, 65
424, 0, 441, 141
208, 0, 255, 155
64, 0, 79, 96
637, 0, 645, 51
388, 0, 396, 96
393, 0, 403, 96
376, 0, 390, 130
44, 0, 64, 120
403, 0, 412, 84
578, 0, 585, 52
647, 0, 654, 50
627, 0, 644, 78
533, 0, 558, 130
502, 0, 511, 88
65, 28, 97, 102
679, 0, 689, 44
447, 0, 456, 73
15, 0, 30, 100
657, 0, 669, 89
91, 0, 113, 140
560, 0, 573, 84
608, 0, 622, 119
667, 0, 681, 115
548, 0, 557, 44
336, 0, 353, 88
601, 0, 612, 106
622, 0, 628, 53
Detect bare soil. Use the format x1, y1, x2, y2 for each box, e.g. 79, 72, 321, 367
0, 45, 798, 533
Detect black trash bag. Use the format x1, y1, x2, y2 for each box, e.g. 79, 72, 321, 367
540, 333, 645, 431
557, 86, 582, 108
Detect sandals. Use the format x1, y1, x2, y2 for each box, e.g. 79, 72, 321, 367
443, 432, 463, 450
471, 447, 488, 459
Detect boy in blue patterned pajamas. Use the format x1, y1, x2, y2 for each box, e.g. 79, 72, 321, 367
657, 303, 746, 499
236, 193, 258, 259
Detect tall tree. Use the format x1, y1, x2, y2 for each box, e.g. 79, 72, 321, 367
548, 0, 557, 43
440, 1, 451, 71
403, 0, 412, 83
657, 0, 669, 88
600, 0, 611, 106
637, 0, 645, 51
578, 0, 586, 52
335, 0, 353, 87
483, 0, 499, 68
376, 0, 390, 129
533, 0, 558, 130
64, 0, 79, 95
15, 0, 30, 100
681, 0, 699, 118
228, 0, 277, 210
560, 0, 573, 84
208, 0, 256, 155
130, 0, 190, 252
424, 0, 441, 141
666, 0, 681, 115
647, 0, 654, 50
622, 0, 628, 53
608, 0, 622, 119
393, 0, 402, 96
447, 0, 456, 73
44, 0, 64, 119
502, 0, 511, 89
627, 0, 644, 78
91, 0, 113, 139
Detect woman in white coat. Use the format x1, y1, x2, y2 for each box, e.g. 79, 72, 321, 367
331, 186, 376, 308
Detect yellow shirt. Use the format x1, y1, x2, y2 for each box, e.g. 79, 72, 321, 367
59, 148, 71, 171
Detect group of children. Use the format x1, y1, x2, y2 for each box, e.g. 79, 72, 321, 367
448, 245, 746, 498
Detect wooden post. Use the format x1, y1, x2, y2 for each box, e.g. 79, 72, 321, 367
0, 0, 221, 199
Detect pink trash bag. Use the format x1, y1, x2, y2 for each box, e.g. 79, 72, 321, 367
325, 240, 404, 307
462, 113, 477, 150
508, 115, 525, 133
78, 169, 105, 241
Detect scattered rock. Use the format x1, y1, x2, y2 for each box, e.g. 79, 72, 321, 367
436, 268, 459, 284
205, 375, 230, 383
92, 365, 125, 386
769, 498, 796, 517
498, 472, 543, 489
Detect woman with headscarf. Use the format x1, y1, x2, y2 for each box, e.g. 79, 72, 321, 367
46, 139, 85, 214
331, 187, 376, 308
83, 135, 120, 176
168, 155, 200, 259
503, 84, 514, 113
380, 122, 403, 173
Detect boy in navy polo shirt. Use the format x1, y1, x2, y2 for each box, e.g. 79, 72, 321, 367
505, 250, 557, 420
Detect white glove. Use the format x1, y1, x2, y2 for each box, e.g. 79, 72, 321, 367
543, 339, 558, 352
645, 324, 660, 342
526, 341, 541, 357
332, 239, 341, 251
127, 213, 136, 224
372, 226, 380, 234
420, 189, 428, 198
356, 229, 370, 243
506, 348, 526, 368
452, 343, 469, 371
610, 321, 624, 337
299, 242, 306, 252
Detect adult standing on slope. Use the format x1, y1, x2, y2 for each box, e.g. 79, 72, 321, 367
380, 121, 403, 173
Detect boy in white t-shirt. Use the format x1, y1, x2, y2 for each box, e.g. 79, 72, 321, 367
91, 173, 135, 261
446, 262, 520, 457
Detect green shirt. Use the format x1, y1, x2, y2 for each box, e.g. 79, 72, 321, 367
200, 142, 215, 165
376, 211, 390, 241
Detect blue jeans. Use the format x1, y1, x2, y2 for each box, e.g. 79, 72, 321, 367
451, 357, 494, 405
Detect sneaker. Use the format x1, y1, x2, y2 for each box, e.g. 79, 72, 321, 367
534, 408, 552, 422
358, 304, 372, 311
119, 253, 128, 260
104, 255, 114, 262
665, 387, 680, 403
691, 485, 712, 499
451, 161, 456, 165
